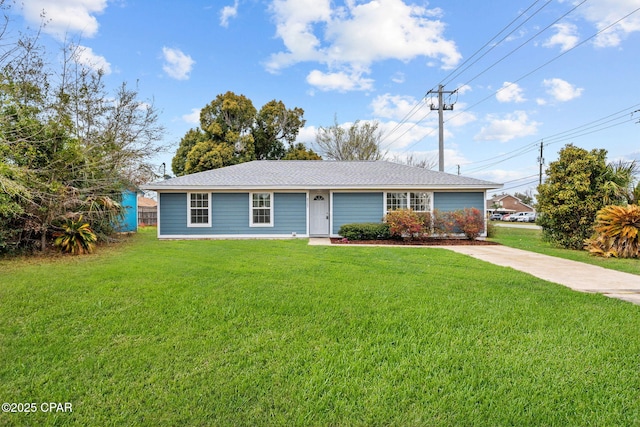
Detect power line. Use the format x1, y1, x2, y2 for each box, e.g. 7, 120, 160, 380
451, 103, 640, 175
455, 0, 588, 91
382, 4, 640, 170
448, 5, 640, 125
440, 0, 554, 88
379, 1, 551, 147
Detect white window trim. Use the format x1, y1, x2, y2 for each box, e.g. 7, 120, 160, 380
249, 192, 274, 228
187, 192, 211, 228
384, 191, 433, 214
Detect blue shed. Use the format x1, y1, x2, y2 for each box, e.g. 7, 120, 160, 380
117, 190, 139, 232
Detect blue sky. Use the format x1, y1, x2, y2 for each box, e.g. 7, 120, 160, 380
9, 0, 640, 195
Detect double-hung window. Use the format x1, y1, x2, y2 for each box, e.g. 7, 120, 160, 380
386, 191, 431, 213
250, 192, 273, 227
188, 192, 210, 227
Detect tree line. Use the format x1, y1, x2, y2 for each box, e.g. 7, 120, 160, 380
171, 93, 436, 177
171, 92, 320, 176
0, 4, 165, 253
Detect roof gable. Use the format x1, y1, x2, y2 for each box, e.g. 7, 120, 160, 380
144, 161, 502, 190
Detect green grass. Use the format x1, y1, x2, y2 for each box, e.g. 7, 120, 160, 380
490, 225, 640, 275
1, 227, 639, 426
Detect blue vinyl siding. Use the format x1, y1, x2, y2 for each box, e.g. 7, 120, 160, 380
159, 192, 306, 236
211, 193, 248, 234
212, 192, 307, 235
273, 193, 307, 234
333, 192, 384, 235
159, 193, 212, 236
433, 192, 484, 212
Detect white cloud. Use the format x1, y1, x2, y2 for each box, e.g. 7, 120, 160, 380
182, 108, 201, 124
74, 45, 111, 74
455, 84, 472, 95
543, 22, 579, 52
267, 0, 461, 91
474, 111, 540, 143
162, 47, 195, 80
20, 0, 107, 39
296, 125, 318, 146
496, 82, 526, 103
391, 72, 405, 84
576, 0, 640, 48
446, 103, 477, 128
377, 120, 437, 151
220, 0, 239, 27
542, 78, 583, 102
306, 69, 373, 92
479, 168, 536, 186
370, 94, 421, 120
299, 118, 436, 154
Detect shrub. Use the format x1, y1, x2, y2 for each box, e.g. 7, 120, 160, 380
452, 207, 485, 240
53, 216, 97, 255
338, 223, 390, 241
585, 204, 640, 258
486, 220, 496, 238
432, 209, 456, 237
416, 211, 433, 235
384, 209, 424, 241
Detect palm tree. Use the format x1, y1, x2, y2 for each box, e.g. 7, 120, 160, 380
601, 160, 638, 205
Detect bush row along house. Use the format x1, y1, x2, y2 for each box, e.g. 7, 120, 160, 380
143, 161, 502, 239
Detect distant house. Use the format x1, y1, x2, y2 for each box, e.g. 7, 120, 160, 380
486, 194, 534, 214
138, 196, 157, 226
143, 160, 502, 239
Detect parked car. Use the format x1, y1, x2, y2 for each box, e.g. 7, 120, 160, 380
509, 212, 528, 222
489, 213, 503, 221
501, 214, 512, 221
518, 212, 537, 222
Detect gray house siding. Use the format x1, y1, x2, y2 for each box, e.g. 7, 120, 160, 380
433, 192, 485, 212
332, 192, 384, 235
159, 192, 307, 237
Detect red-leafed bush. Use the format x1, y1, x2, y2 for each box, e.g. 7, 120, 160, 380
432, 209, 456, 237
451, 207, 485, 240
384, 209, 424, 241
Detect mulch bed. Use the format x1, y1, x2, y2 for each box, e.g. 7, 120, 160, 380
330, 238, 501, 246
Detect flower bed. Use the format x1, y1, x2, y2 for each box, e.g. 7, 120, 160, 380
330, 238, 500, 246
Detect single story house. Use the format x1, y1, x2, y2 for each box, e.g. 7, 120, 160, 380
487, 194, 534, 215
143, 160, 502, 239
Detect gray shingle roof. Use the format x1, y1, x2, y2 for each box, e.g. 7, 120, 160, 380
144, 161, 502, 190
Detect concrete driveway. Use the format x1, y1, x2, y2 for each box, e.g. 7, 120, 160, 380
310, 238, 640, 305
445, 245, 640, 305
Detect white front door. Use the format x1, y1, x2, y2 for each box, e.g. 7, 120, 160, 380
309, 191, 330, 236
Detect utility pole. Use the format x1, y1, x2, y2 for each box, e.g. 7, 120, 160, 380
428, 84, 456, 172
538, 140, 544, 185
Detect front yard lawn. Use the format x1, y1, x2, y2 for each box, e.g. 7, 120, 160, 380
1, 228, 639, 426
